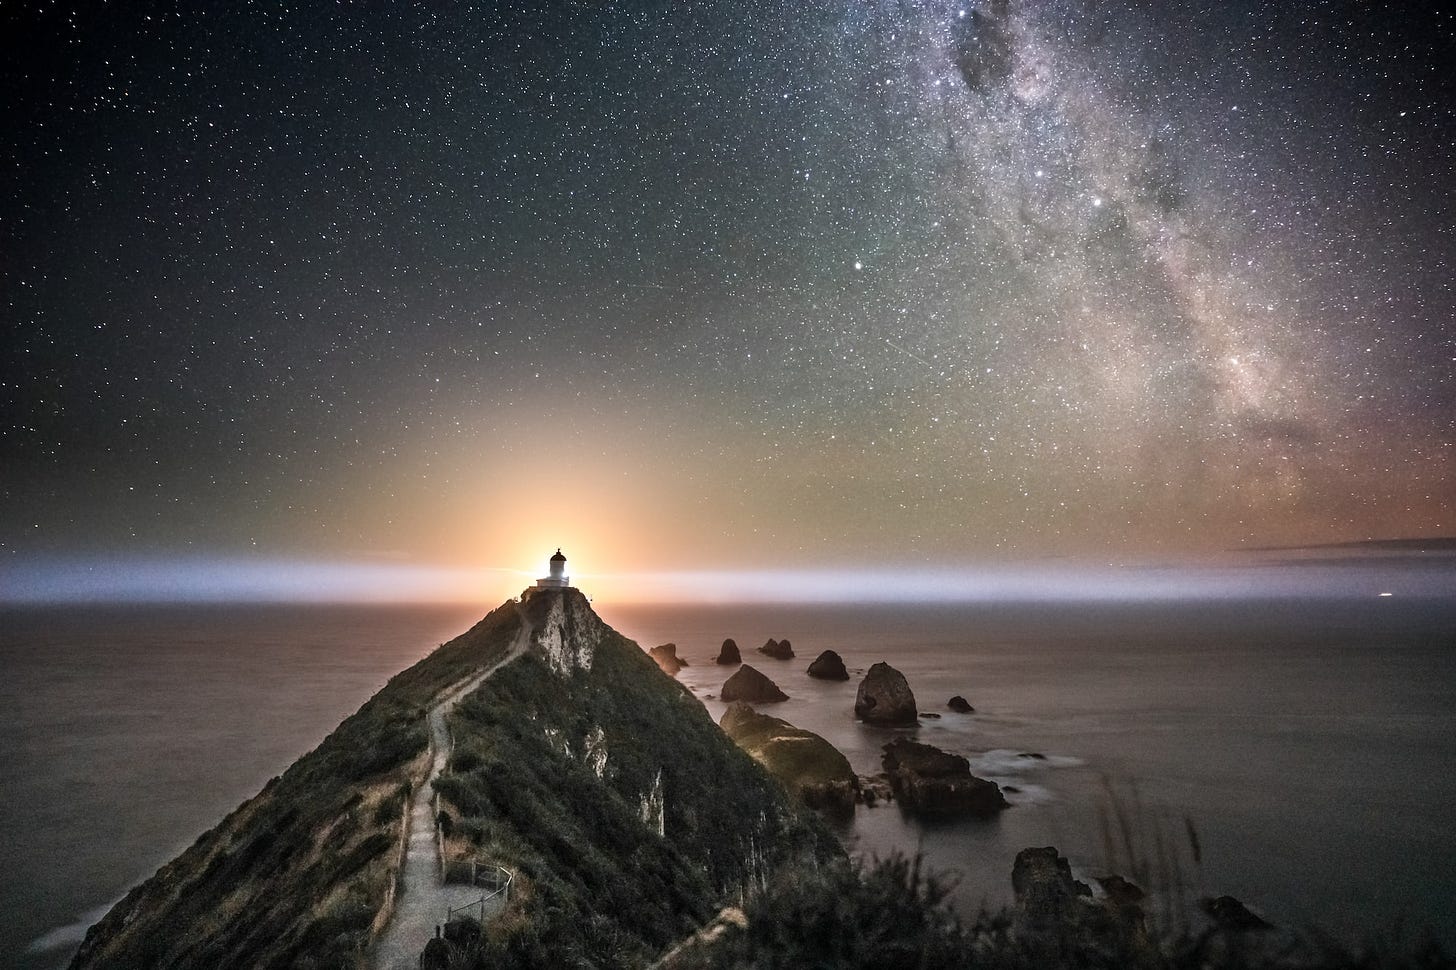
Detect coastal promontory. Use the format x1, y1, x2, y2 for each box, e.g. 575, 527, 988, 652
68, 587, 836, 970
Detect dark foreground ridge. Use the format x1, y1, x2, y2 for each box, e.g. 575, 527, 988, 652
68, 588, 836, 970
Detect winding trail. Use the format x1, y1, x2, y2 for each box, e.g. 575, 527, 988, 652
371, 607, 531, 970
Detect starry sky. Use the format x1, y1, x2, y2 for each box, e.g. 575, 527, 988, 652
3, 1, 1454, 598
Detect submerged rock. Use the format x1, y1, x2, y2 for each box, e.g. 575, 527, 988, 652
721, 664, 789, 703
715, 638, 742, 665
882, 738, 1008, 818
854, 662, 918, 725
758, 638, 794, 660
648, 642, 687, 676
947, 695, 974, 713
719, 702, 857, 815
806, 649, 849, 681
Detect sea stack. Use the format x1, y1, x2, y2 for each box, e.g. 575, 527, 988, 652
806, 650, 849, 681
648, 643, 687, 676
715, 638, 742, 665
758, 638, 795, 660
721, 664, 789, 703
854, 662, 918, 725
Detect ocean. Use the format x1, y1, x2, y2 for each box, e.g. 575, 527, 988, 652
2, 596, 1453, 969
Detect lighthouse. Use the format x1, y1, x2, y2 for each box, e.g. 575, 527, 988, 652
535, 549, 570, 589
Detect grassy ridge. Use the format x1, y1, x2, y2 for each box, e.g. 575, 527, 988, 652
431, 590, 839, 968
69, 600, 524, 970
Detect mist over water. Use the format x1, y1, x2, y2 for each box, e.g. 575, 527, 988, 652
2, 596, 1453, 968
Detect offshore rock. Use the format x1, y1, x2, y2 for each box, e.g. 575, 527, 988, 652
947, 695, 974, 713
721, 664, 789, 703
882, 738, 1008, 818
719, 703, 857, 816
1202, 895, 1273, 931
758, 638, 794, 660
1014, 847, 1154, 958
854, 662, 917, 725
1013, 846, 1093, 935
715, 638, 742, 665
649, 643, 687, 676
806, 649, 849, 681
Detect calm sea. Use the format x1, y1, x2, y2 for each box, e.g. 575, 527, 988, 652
2, 597, 1453, 968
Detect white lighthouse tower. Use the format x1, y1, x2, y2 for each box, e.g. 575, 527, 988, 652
535, 549, 570, 589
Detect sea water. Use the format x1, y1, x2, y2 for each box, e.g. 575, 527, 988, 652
2, 597, 1453, 969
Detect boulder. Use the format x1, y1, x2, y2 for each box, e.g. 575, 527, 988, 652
720, 664, 788, 704
806, 649, 849, 681
648, 643, 687, 676
854, 662, 918, 725
719, 702, 857, 815
1201, 895, 1272, 931
715, 638, 742, 665
947, 695, 974, 713
882, 737, 1008, 818
1096, 875, 1146, 908
857, 772, 894, 806
758, 638, 794, 660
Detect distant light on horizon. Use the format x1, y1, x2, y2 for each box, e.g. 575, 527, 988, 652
3, 555, 1451, 605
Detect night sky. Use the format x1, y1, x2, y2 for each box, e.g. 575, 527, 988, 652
3, 2, 1454, 595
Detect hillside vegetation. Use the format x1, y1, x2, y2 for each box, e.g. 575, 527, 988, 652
431, 588, 838, 968
69, 601, 524, 970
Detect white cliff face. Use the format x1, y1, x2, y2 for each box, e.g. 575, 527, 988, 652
584, 725, 608, 780
640, 769, 665, 838
530, 590, 604, 676
543, 727, 572, 758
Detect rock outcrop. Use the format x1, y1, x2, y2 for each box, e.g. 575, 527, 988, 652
947, 695, 974, 713
806, 649, 849, 680
1013, 846, 1094, 935
758, 638, 794, 660
648, 642, 687, 676
715, 638, 741, 665
721, 664, 789, 703
1202, 895, 1272, 931
881, 738, 1008, 818
1010, 846, 1158, 962
854, 662, 918, 725
719, 702, 857, 815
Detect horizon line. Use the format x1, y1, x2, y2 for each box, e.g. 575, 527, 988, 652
3, 555, 1454, 605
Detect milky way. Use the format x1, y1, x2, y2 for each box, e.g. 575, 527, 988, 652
2, 1, 1452, 575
